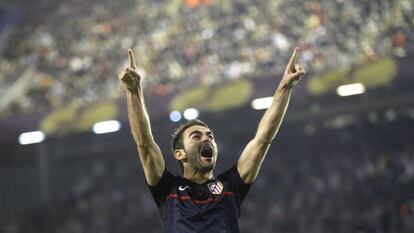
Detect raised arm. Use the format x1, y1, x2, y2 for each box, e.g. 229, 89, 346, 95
237, 47, 305, 184
119, 49, 165, 186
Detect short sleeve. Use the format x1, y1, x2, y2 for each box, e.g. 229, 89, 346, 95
218, 165, 252, 205
147, 169, 175, 207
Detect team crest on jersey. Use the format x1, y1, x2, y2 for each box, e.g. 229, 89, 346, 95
207, 180, 223, 195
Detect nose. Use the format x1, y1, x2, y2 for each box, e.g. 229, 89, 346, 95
202, 134, 211, 143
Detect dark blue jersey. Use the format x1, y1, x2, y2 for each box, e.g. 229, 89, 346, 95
148, 165, 251, 233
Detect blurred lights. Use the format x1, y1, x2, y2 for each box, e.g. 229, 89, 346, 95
251, 97, 273, 110
183, 108, 199, 120
243, 18, 256, 30
201, 29, 214, 39
384, 109, 397, 122
367, 111, 379, 123
169, 111, 182, 122
92, 120, 121, 134
19, 131, 45, 145
336, 83, 365, 96
272, 32, 290, 51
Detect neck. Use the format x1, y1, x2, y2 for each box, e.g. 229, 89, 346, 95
183, 168, 214, 184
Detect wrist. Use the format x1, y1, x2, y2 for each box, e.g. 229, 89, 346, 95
277, 80, 293, 92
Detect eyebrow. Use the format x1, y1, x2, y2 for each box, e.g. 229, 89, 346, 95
189, 130, 214, 138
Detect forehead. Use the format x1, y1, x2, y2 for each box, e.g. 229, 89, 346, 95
183, 125, 212, 136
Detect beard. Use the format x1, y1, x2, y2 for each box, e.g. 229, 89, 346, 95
184, 147, 216, 174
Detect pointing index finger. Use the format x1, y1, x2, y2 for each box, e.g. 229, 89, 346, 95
128, 49, 136, 69
288, 47, 299, 72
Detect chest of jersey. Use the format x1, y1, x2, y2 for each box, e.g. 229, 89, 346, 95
160, 179, 240, 232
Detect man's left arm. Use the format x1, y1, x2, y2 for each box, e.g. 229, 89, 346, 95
237, 47, 305, 184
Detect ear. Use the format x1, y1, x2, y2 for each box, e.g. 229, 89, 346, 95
174, 149, 187, 161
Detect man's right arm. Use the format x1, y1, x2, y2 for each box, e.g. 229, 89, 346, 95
120, 49, 165, 186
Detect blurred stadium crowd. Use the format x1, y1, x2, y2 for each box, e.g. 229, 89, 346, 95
2, 112, 413, 233
0, 0, 413, 116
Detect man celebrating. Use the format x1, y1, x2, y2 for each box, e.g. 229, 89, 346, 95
119, 47, 305, 232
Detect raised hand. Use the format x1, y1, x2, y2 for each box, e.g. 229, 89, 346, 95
119, 49, 141, 93
282, 47, 306, 89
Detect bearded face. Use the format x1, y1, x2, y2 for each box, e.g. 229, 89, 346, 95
179, 125, 218, 173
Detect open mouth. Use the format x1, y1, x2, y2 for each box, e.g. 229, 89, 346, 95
200, 145, 213, 158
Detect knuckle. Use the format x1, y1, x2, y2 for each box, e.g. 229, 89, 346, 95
119, 73, 127, 80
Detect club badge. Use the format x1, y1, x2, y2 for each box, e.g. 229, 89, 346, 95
207, 180, 223, 195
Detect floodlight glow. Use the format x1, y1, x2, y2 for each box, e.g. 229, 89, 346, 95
336, 83, 365, 97
92, 120, 121, 134
19, 131, 45, 145
251, 97, 273, 110
183, 108, 199, 120
169, 111, 182, 122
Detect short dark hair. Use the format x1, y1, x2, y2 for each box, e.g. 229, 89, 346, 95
171, 119, 210, 173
